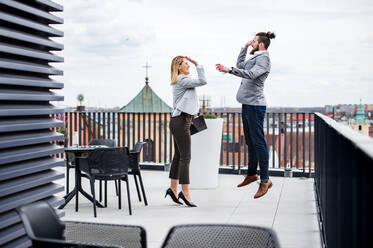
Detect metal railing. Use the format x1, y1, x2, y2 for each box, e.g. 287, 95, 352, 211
217, 112, 314, 176
314, 113, 373, 248
56, 111, 314, 176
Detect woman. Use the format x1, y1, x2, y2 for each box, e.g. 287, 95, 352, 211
165, 56, 207, 207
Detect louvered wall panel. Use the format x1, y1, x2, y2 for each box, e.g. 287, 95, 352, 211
0, 0, 64, 247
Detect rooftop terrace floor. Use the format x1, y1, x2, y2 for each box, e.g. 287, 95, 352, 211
56, 168, 322, 248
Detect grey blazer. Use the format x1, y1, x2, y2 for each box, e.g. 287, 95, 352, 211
230, 48, 271, 106
172, 65, 207, 117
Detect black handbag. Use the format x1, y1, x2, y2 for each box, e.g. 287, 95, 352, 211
190, 115, 207, 135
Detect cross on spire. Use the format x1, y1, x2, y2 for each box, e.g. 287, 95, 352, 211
142, 61, 152, 84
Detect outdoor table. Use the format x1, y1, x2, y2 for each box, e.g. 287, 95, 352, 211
58, 145, 109, 210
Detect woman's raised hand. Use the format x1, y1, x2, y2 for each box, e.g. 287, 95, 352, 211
185, 56, 198, 66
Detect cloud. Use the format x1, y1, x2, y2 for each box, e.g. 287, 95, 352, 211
61, 0, 156, 59
52, 0, 373, 108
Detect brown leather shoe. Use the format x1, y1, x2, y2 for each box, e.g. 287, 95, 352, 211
237, 175, 259, 187
254, 180, 273, 199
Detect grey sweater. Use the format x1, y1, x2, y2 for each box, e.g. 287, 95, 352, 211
172, 65, 207, 117
230, 48, 271, 106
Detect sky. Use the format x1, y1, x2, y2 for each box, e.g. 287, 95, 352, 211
52, 0, 373, 108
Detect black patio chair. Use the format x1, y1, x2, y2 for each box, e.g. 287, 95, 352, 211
17, 201, 147, 248
78, 147, 132, 217
161, 224, 281, 248
64, 139, 116, 197
89, 139, 116, 147
127, 141, 148, 206
88, 139, 116, 204
65, 151, 76, 194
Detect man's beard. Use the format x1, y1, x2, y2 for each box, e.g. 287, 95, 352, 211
250, 46, 259, 55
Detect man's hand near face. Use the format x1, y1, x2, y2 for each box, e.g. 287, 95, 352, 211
245, 40, 254, 49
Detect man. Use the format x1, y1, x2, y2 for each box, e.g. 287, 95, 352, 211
216, 31, 275, 199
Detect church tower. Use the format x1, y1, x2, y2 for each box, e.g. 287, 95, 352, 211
351, 100, 370, 136
120, 62, 172, 113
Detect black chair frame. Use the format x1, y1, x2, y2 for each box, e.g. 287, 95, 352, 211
17, 201, 147, 248
161, 224, 281, 248
78, 147, 132, 217
88, 139, 116, 205
128, 141, 148, 206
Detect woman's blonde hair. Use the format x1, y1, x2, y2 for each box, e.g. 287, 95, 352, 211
170, 56, 184, 85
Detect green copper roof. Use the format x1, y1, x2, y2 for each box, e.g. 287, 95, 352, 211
355, 100, 366, 123
120, 82, 172, 113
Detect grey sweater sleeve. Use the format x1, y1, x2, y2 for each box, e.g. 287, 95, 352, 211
230, 56, 270, 80
236, 47, 248, 69
178, 65, 207, 89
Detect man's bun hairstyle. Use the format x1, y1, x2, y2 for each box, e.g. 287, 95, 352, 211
266, 32, 276, 39
256, 31, 276, 49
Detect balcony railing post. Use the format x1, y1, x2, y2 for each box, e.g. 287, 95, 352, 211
117, 112, 121, 146
121, 113, 125, 147
141, 113, 144, 160
272, 112, 275, 169
232, 113, 236, 170
132, 113, 136, 150
73, 112, 77, 145
226, 113, 230, 167
88, 112, 91, 144
153, 113, 156, 162
78, 112, 82, 145
138, 113, 141, 146
103, 112, 106, 139
126, 113, 130, 148
112, 112, 116, 141
69, 112, 72, 146
84, 112, 87, 145
284, 113, 287, 169
296, 113, 299, 169
97, 112, 101, 140
107, 111, 111, 140
164, 113, 168, 164
278, 113, 282, 169
303, 113, 305, 173
159, 113, 162, 163
220, 113, 224, 166
290, 113, 293, 169
147, 113, 151, 161
238, 112, 242, 172
309, 113, 312, 177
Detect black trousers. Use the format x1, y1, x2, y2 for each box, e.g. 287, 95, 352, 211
169, 113, 193, 184
242, 105, 269, 181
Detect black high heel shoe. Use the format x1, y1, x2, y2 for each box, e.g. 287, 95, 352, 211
178, 191, 197, 207
165, 188, 182, 205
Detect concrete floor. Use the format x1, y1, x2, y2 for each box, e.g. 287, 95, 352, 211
56, 168, 322, 248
